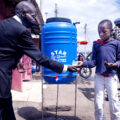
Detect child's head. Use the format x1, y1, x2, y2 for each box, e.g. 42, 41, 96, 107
114, 18, 120, 28
98, 19, 112, 41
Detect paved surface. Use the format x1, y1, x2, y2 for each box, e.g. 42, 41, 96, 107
12, 81, 42, 102
11, 70, 120, 120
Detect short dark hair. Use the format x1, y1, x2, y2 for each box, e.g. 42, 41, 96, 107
98, 19, 113, 30
15, 1, 35, 15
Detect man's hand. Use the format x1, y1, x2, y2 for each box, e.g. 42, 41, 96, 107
67, 65, 78, 72
104, 61, 118, 68
67, 61, 84, 72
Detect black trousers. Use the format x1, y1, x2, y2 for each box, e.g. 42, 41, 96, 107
0, 94, 16, 120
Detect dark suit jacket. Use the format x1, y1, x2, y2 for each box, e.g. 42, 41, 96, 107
0, 17, 64, 98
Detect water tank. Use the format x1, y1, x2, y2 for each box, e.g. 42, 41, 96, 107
41, 17, 77, 84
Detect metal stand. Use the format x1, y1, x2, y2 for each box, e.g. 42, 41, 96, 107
42, 77, 44, 120
74, 79, 78, 120
41, 75, 78, 120
56, 84, 59, 120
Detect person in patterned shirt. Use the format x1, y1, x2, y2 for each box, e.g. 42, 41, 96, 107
112, 18, 120, 40
112, 18, 120, 82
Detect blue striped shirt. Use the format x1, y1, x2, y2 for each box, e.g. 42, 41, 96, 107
83, 38, 120, 75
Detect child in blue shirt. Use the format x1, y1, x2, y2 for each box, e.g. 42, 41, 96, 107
79, 19, 120, 120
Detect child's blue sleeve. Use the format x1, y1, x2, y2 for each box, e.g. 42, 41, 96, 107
83, 42, 97, 68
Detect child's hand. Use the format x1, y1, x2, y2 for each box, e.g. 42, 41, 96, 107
78, 61, 83, 66
76, 61, 83, 71
104, 61, 118, 68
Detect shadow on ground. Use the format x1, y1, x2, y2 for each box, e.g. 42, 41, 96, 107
78, 88, 94, 101
18, 106, 82, 120
78, 87, 112, 102
76, 76, 94, 84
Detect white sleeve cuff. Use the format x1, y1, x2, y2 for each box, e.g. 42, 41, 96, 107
63, 65, 68, 72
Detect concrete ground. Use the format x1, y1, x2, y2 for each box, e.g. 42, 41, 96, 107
11, 70, 120, 120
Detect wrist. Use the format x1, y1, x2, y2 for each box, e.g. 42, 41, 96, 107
63, 65, 68, 72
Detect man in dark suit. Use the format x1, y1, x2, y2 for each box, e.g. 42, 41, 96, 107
0, 1, 78, 120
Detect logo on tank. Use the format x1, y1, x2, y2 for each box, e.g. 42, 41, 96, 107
51, 50, 67, 63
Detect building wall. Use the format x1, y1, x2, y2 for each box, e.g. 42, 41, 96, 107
0, 0, 13, 21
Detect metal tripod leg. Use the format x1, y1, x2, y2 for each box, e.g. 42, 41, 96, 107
74, 79, 78, 120
56, 84, 59, 120
42, 77, 44, 120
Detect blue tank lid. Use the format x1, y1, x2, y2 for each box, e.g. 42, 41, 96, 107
46, 17, 72, 23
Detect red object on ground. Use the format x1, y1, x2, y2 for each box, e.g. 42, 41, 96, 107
80, 40, 88, 45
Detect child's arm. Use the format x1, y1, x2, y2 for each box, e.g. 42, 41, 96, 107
82, 42, 97, 68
